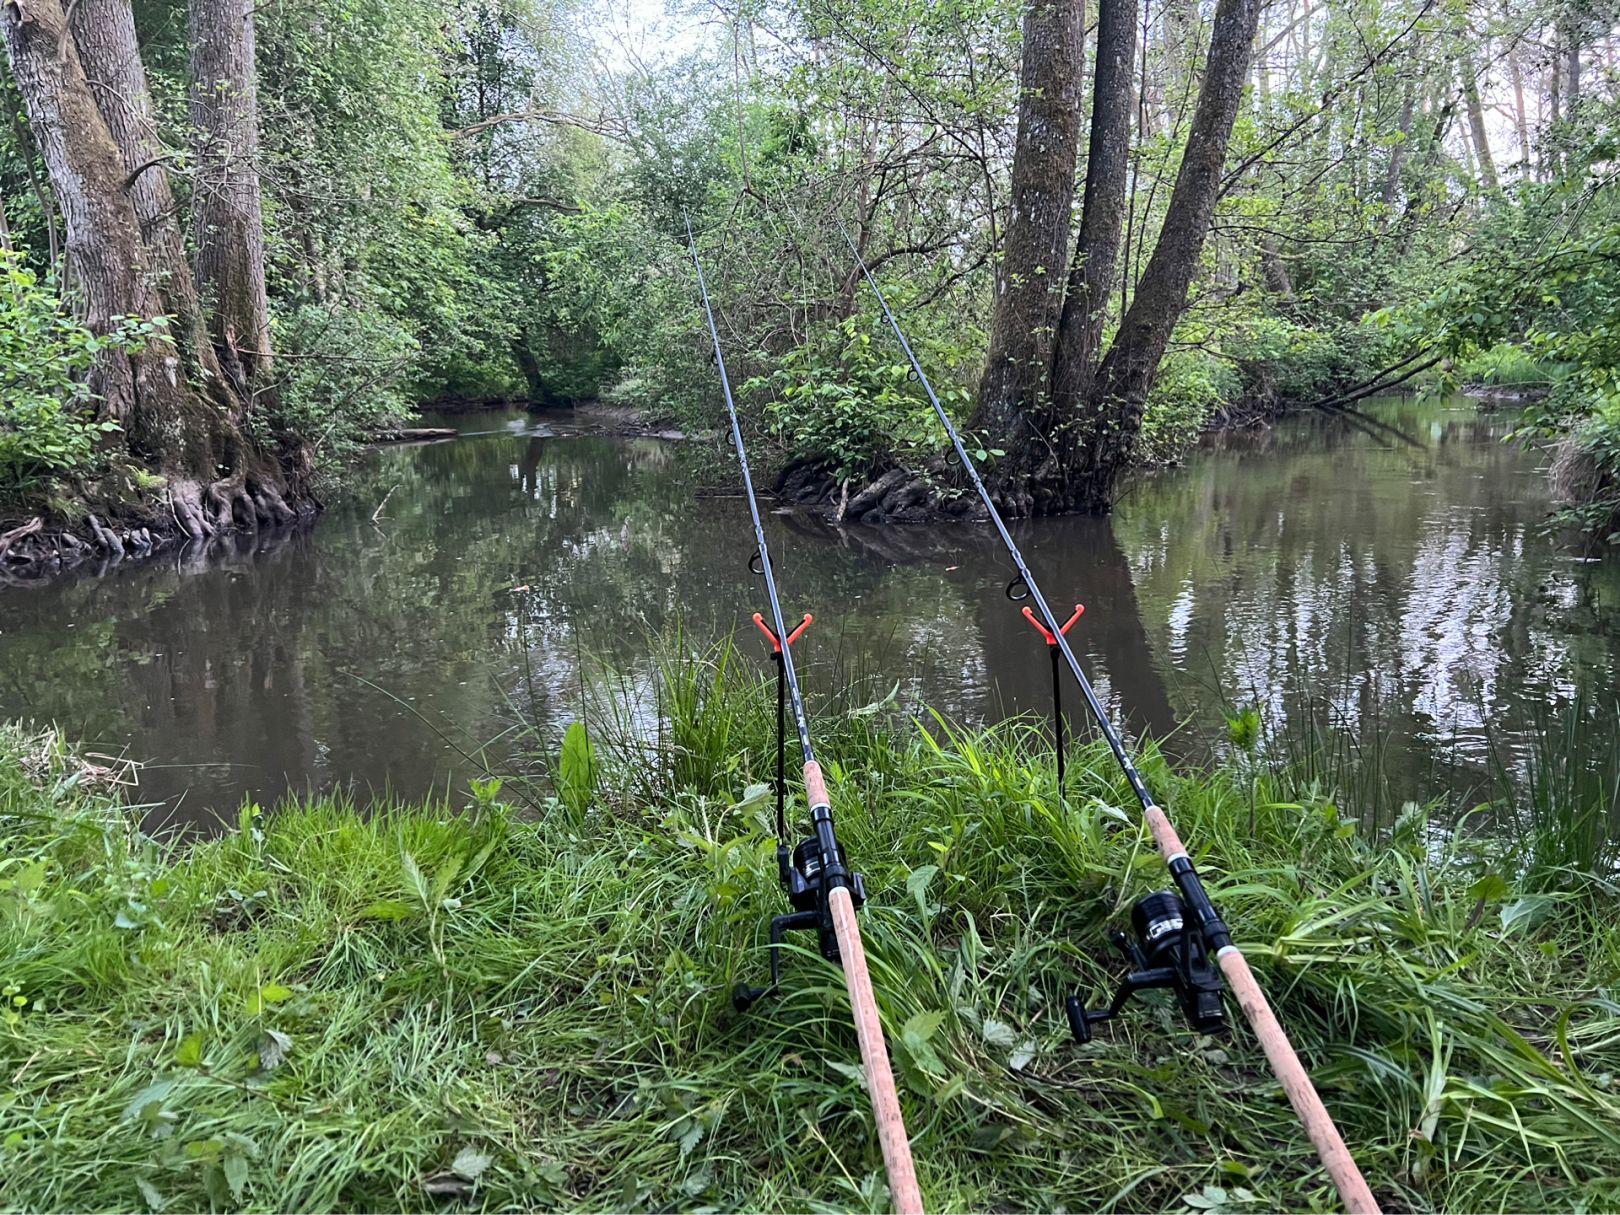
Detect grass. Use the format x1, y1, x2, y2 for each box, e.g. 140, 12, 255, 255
4, 647, 1620, 1213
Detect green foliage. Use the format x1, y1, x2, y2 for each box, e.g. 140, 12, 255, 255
5, 661, 1620, 1212
748, 308, 979, 480
1138, 350, 1241, 465
259, 303, 418, 465
1224, 314, 1356, 402
535, 203, 712, 423
1455, 344, 1570, 390
0, 255, 141, 493
1410, 112, 1620, 542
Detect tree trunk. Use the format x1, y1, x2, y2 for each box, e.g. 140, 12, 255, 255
2, 0, 297, 540
1, 0, 178, 434
1259, 236, 1294, 300
1050, 0, 1138, 416
190, 0, 273, 397
1382, 83, 1414, 207
70, 0, 223, 389
1072, 0, 1263, 512
1565, 20, 1581, 110
1460, 54, 1498, 191
972, 0, 1085, 452
1507, 45, 1530, 173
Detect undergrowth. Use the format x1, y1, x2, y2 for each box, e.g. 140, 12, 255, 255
3, 649, 1620, 1213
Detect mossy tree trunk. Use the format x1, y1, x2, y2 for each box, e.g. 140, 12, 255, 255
970, 0, 1085, 514
0, 0, 298, 537
190, 0, 274, 398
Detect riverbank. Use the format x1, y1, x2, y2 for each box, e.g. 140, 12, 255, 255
5, 655, 1620, 1212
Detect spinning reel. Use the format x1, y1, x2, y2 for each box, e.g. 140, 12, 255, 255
733, 824, 868, 1010
1065, 889, 1228, 1042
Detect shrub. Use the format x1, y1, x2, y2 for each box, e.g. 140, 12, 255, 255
1225, 314, 1353, 402
0, 254, 143, 494
261, 302, 419, 465
747, 307, 979, 482
1139, 349, 1241, 464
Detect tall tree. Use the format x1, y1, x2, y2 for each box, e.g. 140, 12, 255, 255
190, 0, 273, 395
70, 0, 221, 387
965, 0, 1261, 515
1062, 0, 1263, 511
973, 0, 1084, 445
0, 0, 294, 537
1050, 0, 1138, 426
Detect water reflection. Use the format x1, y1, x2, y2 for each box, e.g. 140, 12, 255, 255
0, 399, 1614, 827
1116, 398, 1620, 805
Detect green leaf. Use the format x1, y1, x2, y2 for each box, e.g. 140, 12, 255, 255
1467, 874, 1509, 903
122, 1080, 175, 1126
557, 721, 598, 817
359, 898, 416, 921
135, 1177, 167, 1212
247, 982, 294, 1014
451, 1146, 492, 1181
175, 1033, 206, 1069
905, 864, 939, 917
981, 1017, 1017, 1048
222, 1153, 250, 1200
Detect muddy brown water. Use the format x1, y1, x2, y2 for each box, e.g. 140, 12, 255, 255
4, 398, 1616, 830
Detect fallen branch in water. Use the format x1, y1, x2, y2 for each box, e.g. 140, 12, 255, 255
371, 485, 398, 523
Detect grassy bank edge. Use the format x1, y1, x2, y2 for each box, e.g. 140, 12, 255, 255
3, 687, 1620, 1214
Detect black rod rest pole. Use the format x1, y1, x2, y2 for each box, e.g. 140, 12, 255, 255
1051, 645, 1065, 793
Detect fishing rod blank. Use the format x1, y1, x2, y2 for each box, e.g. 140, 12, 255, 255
843, 229, 1380, 1215
685, 219, 923, 1215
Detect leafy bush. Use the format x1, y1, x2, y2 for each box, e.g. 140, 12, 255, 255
1455, 343, 1571, 389
0, 254, 141, 494
1541, 393, 1620, 543
748, 307, 979, 481
539, 205, 712, 427
1138, 349, 1241, 464
1224, 313, 1353, 402
261, 302, 419, 464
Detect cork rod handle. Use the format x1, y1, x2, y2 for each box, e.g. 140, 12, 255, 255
1144, 807, 1380, 1215
805, 761, 923, 1214
829, 885, 924, 1215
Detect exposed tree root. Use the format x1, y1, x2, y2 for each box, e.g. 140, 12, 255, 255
0, 462, 317, 585
0, 516, 43, 561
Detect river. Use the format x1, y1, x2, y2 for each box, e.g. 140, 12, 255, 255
3, 396, 1615, 829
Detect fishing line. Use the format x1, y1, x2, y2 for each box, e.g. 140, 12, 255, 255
841, 226, 1380, 1215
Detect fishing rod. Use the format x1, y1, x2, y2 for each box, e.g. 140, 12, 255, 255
685, 217, 923, 1215
843, 229, 1380, 1215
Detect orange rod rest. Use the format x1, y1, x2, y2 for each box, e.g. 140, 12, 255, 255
1021, 603, 1084, 646
752, 611, 813, 654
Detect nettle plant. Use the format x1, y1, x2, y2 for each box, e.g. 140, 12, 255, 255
0, 255, 146, 494
748, 308, 978, 483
